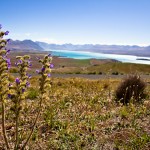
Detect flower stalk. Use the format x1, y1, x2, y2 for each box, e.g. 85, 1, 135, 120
9, 55, 31, 150
0, 24, 10, 149
21, 54, 52, 149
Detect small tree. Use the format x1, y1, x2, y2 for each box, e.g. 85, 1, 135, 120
115, 75, 147, 105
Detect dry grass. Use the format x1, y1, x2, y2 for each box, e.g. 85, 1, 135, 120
0, 77, 150, 149
1, 51, 150, 149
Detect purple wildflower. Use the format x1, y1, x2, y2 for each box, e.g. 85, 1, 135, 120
27, 73, 32, 78
29, 63, 32, 67
8, 94, 11, 98
6, 58, 11, 68
47, 73, 51, 77
29, 75, 32, 78
4, 31, 9, 35
6, 49, 11, 54
6, 58, 11, 64
22, 88, 25, 93
36, 69, 40, 73
41, 67, 45, 72
15, 78, 20, 84
19, 60, 23, 64
7, 39, 11, 43
26, 81, 30, 87
50, 64, 54, 68
48, 54, 51, 57
28, 60, 31, 63
15, 62, 18, 66
15, 61, 21, 66
7, 65, 11, 69
2, 55, 7, 59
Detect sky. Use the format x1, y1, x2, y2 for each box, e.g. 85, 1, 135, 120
1, 0, 150, 46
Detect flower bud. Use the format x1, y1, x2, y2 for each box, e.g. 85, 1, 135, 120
26, 81, 30, 87
15, 78, 20, 84
41, 67, 45, 72
22, 88, 25, 93
4, 31, 9, 35
6, 49, 11, 54
47, 73, 51, 77
8, 94, 11, 98
7, 39, 11, 43
50, 64, 54, 68
36, 69, 40, 73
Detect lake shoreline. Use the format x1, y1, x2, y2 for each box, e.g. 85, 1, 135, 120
45, 49, 150, 65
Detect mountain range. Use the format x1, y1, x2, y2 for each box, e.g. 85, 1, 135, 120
6, 39, 150, 57
6, 39, 44, 51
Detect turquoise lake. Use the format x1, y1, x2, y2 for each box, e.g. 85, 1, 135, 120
47, 49, 150, 65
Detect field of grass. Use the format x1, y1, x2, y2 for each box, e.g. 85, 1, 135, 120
1, 75, 150, 149
0, 51, 150, 149
45, 58, 150, 75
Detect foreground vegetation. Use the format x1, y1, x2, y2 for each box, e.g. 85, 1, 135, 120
1, 76, 150, 149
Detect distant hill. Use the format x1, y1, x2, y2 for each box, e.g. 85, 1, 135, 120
36, 41, 150, 57
6, 39, 150, 57
6, 39, 44, 51
36, 41, 145, 51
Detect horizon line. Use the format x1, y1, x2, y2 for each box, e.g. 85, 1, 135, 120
9, 38, 150, 47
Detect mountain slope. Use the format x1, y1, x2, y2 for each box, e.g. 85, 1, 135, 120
6, 39, 150, 57
36, 41, 150, 57
7, 39, 44, 51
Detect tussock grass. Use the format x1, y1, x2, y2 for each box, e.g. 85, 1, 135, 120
115, 75, 147, 104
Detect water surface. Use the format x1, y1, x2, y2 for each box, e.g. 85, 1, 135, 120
48, 49, 150, 65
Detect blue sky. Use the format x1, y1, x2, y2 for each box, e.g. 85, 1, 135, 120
1, 0, 150, 46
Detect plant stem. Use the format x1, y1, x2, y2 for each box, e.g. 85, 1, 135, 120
1, 97, 10, 149
14, 110, 19, 150
21, 97, 43, 150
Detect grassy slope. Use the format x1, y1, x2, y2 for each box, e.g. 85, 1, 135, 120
86, 62, 150, 74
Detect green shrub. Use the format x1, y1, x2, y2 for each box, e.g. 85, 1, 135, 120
112, 71, 119, 75
98, 71, 103, 75
88, 71, 96, 75
75, 71, 81, 74
115, 75, 147, 104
